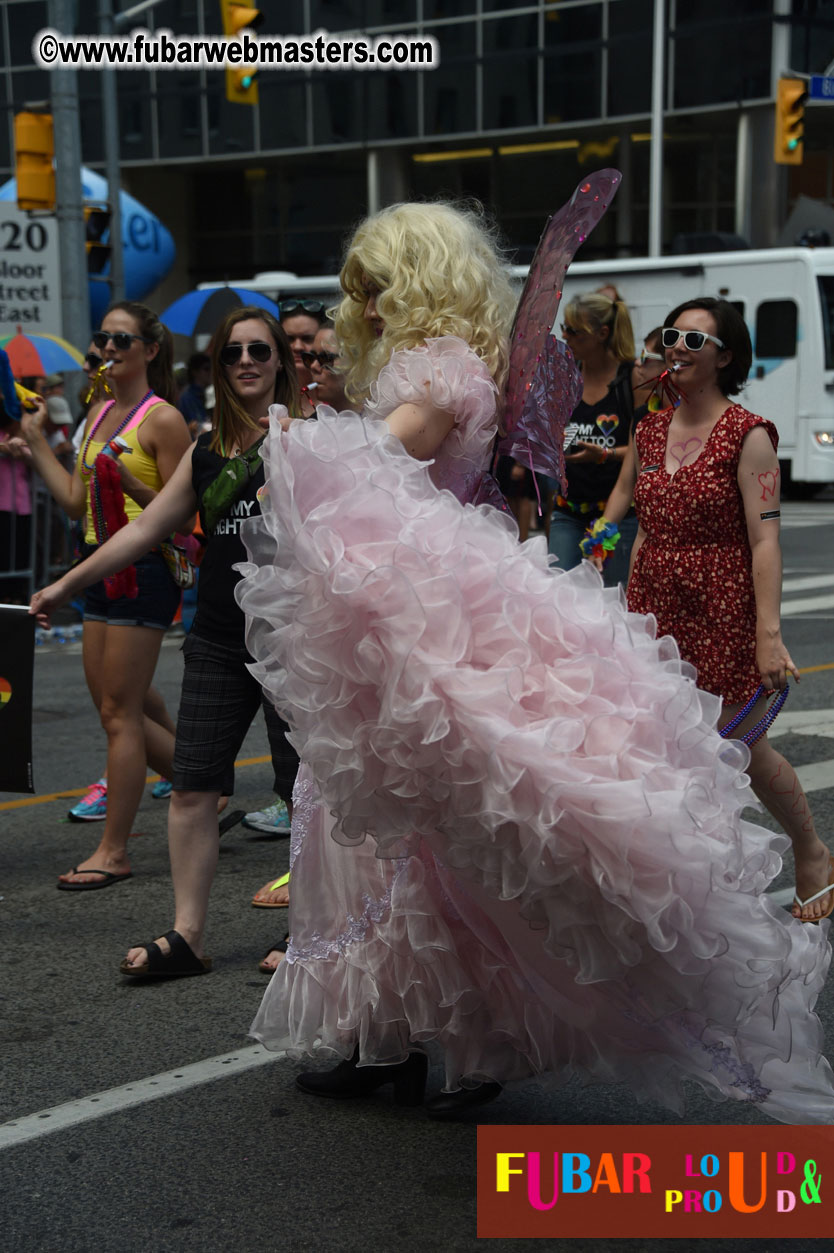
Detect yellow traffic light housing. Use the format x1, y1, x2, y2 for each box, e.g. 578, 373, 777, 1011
14, 112, 55, 212
774, 77, 806, 165
221, 1, 263, 105
85, 203, 112, 275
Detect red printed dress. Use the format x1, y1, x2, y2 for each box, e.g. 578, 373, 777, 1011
628, 404, 778, 705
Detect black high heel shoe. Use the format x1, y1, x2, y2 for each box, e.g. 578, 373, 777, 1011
424, 1081, 503, 1120
296, 1048, 428, 1107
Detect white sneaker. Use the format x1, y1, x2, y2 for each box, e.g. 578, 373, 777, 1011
242, 799, 291, 834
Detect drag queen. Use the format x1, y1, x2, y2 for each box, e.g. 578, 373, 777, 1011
237, 199, 834, 1124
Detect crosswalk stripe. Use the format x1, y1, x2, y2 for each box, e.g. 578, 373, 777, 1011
781, 593, 834, 616
781, 575, 834, 594
770, 710, 834, 740
795, 759, 834, 793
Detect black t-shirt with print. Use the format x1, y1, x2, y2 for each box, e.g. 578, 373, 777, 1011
560, 362, 636, 509
190, 432, 265, 647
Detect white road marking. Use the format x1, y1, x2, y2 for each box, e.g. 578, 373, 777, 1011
795, 759, 834, 793
769, 710, 834, 740
0, 1044, 286, 1151
781, 575, 834, 594
781, 593, 834, 616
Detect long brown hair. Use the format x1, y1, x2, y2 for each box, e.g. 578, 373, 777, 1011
209, 307, 300, 455
105, 300, 177, 404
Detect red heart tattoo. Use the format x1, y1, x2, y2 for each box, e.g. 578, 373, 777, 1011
758, 470, 778, 501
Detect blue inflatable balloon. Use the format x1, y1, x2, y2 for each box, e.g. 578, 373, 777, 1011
0, 167, 176, 324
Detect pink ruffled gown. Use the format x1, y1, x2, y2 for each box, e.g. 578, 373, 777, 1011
237, 336, 834, 1124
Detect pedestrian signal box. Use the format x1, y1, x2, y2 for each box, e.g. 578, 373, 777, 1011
14, 112, 55, 212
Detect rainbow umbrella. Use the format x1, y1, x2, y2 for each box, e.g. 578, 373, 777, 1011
0, 327, 85, 376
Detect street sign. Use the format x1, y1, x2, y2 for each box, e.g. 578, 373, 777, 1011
809, 75, 834, 100
0, 205, 61, 339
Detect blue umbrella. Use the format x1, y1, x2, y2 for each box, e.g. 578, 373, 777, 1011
160, 287, 281, 336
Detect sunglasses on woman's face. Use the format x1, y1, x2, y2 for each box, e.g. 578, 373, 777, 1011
560, 324, 582, 337
278, 299, 325, 318
637, 350, 664, 366
661, 327, 725, 351
92, 330, 152, 351
84, 353, 103, 370
219, 340, 274, 367
299, 349, 339, 369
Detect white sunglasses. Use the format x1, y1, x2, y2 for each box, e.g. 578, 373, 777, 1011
661, 328, 725, 351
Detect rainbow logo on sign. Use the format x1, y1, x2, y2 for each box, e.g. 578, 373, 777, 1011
0, 676, 11, 707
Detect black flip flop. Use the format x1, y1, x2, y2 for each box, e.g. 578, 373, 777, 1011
57, 868, 133, 892
258, 934, 289, 974
120, 929, 212, 978
219, 809, 246, 837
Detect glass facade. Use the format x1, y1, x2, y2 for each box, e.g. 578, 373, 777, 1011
1, 0, 833, 281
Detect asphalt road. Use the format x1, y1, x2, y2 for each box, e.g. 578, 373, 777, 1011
2, 496, 833, 1253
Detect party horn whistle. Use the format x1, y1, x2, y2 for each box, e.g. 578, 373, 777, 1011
14, 381, 41, 411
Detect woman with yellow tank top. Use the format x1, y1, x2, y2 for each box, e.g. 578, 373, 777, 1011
19, 301, 192, 890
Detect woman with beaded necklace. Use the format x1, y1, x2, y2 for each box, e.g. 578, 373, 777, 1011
19, 301, 190, 890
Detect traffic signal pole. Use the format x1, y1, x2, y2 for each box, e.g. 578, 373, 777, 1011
47, 0, 90, 345
99, 0, 124, 301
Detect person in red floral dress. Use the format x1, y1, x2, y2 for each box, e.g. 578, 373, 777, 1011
628, 297, 833, 922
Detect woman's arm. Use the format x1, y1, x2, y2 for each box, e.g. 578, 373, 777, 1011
30, 443, 198, 627
587, 438, 639, 572
627, 523, 646, 587
19, 397, 87, 519
566, 440, 626, 467
384, 402, 456, 461
118, 402, 193, 508
600, 438, 637, 526
737, 424, 799, 691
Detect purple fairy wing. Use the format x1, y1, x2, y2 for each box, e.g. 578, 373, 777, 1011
499, 169, 622, 490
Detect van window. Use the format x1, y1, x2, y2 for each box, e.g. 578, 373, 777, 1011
820, 277, 834, 370
755, 300, 798, 358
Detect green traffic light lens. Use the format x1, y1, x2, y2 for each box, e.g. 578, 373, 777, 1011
242, 73, 253, 89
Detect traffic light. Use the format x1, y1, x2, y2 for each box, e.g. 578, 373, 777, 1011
14, 112, 55, 212
774, 77, 806, 165
84, 204, 112, 275
221, 1, 263, 105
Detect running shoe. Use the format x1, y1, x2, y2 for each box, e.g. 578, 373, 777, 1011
152, 779, 173, 800
68, 779, 107, 822
242, 799, 291, 834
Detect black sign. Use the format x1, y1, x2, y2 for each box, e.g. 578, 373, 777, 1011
0, 606, 35, 792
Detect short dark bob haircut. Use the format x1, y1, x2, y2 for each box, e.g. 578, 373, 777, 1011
663, 297, 751, 396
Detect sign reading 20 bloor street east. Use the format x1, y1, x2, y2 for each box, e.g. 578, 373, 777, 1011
0, 205, 61, 339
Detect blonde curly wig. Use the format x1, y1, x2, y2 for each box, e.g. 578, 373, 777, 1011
334, 201, 516, 403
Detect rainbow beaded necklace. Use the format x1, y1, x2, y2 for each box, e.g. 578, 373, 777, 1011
82, 390, 154, 542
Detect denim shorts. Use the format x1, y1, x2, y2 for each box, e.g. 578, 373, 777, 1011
81, 542, 181, 630
172, 632, 299, 799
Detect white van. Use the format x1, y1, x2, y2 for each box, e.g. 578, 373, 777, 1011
204, 246, 834, 493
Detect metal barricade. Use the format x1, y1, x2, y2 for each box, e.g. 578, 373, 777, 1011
0, 471, 76, 605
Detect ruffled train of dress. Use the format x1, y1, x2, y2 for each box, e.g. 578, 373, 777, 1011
239, 409, 834, 1124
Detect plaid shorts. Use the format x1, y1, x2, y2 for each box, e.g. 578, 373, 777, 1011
172, 632, 299, 799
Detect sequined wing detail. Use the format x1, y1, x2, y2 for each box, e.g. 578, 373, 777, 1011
499, 169, 622, 490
